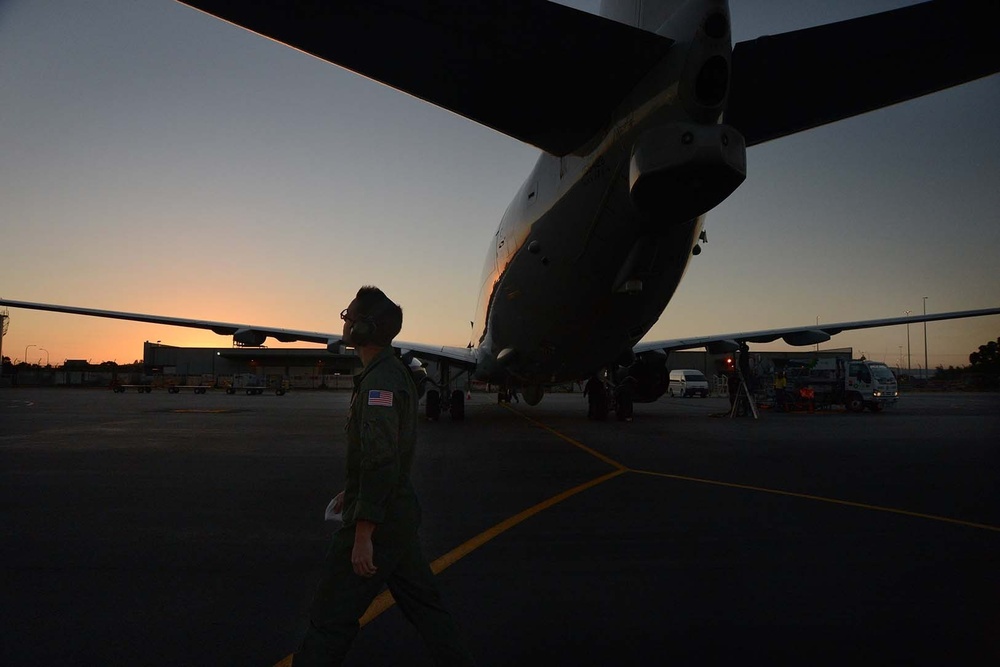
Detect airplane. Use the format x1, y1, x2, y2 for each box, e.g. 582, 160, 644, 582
2, 0, 999, 420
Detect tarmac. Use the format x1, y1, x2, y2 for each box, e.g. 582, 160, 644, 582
2, 387, 998, 666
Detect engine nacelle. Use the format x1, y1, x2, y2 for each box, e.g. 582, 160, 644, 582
521, 384, 545, 406
233, 328, 267, 347
613, 352, 670, 403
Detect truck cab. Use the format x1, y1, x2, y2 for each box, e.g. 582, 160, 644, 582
785, 357, 898, 412
846, 360, 898, 412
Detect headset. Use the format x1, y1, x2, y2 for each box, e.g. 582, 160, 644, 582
349, 312, 377, 346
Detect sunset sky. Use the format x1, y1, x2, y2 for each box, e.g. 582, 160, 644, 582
2, 0, 998, 371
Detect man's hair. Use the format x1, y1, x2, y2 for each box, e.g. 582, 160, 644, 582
352, 286, 402, 346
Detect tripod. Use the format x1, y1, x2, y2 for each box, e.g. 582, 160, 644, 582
729, 350, 759, 419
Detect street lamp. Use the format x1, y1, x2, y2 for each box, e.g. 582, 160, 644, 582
923, 296, 929, 378
39, 348, 49, 366
24, 344, 35, 365
904, 310, 912, 374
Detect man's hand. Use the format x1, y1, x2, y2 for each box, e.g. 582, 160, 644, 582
352, 520, 377, 578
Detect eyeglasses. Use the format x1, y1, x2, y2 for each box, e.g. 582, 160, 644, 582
340, 308, 353, 322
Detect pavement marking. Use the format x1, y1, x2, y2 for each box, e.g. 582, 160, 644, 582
503, 404, 629, 471
358, 468, 627, 626
632, 468, 1000, 533
272, 403, 632, 665
273, 404, 997, 665
508, 406, 1000, 534
354, 405, 632, 627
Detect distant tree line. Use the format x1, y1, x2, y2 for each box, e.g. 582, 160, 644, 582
930, 335, 1000, 390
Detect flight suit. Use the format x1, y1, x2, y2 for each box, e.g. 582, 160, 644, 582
296, 347, 475, 666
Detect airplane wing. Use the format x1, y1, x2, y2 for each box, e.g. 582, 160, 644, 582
174, 1, 1000, 154
0, 299, 339, 348
724, 1, 1000, 147
633, 307, 1000, 356
175, 0, 672, 156
395, 341, 478, 372
0, 298, 478, 371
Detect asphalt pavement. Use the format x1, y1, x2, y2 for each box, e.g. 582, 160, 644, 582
2, 388, 998, 666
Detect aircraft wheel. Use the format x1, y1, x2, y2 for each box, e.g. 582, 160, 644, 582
426, 390, 441, 421
450, 390, 465, 421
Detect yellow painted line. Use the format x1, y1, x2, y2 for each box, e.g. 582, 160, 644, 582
358, 467, 626, 626
502, 404, 629, 471
274, 408, 997, 666
633, 468, 1000, 533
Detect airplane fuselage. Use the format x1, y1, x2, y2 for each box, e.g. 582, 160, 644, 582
472, 0, 742, 389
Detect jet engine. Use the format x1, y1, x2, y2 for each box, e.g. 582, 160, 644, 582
613, 351, 670, 403
521, 384, 545, 406
233, 328, 267, 347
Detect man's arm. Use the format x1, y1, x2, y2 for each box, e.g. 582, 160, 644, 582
352, 520, 377, 577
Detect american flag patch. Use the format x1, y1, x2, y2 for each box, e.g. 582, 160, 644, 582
368, 389, 394, 407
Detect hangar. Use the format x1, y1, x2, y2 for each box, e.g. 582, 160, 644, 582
142, 341, 361, 390
140, 340, 856, 393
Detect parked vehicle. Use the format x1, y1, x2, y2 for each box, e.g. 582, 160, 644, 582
667, 369, 709, 397
784, 357, 898, 412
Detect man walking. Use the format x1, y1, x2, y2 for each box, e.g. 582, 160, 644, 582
295, 286, 475, 666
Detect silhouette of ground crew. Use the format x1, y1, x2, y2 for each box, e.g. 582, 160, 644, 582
584, 375, 607, 419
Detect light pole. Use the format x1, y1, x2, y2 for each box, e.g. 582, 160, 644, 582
923, 296, 929, 378
39, 348, 50, 366
24, 344, 36, 366
904, 309, 912, 374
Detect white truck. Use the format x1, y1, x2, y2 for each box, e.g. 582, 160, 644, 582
784, 357, 898, 412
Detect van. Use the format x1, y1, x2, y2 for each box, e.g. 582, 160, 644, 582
668, 369, 709, 398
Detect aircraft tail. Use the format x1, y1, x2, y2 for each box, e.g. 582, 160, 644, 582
599, 0, 689, 33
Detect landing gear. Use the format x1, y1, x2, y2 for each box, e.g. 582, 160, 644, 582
584, 375, 609, 420
424, 362, 467, 421
426, 389, 441, 420
450, 390, 465, 421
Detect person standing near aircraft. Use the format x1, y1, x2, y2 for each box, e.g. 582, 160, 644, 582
773, 371, 788, 411
296, 286, 476, 666
584, 375, 606, 419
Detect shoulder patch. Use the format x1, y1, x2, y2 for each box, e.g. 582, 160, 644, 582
367, 389, 394, 407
